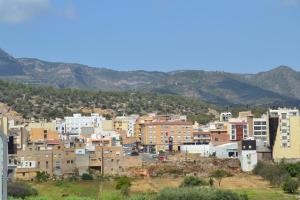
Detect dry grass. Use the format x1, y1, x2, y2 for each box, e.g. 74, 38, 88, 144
131, 177, 183, 193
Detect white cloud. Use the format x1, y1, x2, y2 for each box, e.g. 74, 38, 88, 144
0, 0, 50, 23
0, 0, 77, 24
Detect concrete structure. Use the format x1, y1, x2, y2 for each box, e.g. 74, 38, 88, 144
180, 143, 212, 156
239, 140, 258, 172
219, 112, 232, 122
212, 142, 238, 158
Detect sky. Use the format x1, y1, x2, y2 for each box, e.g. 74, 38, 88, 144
0, 0, 300, 73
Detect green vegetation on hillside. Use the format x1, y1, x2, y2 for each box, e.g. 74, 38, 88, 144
0, 80, 215, 120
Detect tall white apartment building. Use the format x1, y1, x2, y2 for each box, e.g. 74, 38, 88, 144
127, 115, 139, 137
253, 115, 268, 144
64, 113, 105, 136
269, 108, 299, 148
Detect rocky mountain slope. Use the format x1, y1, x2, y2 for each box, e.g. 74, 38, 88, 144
1, 48, 300, 106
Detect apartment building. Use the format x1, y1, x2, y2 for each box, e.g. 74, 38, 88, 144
228, 121, 248, 141
64, 113, 105, 137
192, 131, 210, 144
253, 115, 269, 144
141, 121, 193, 152
270, 108, 300, 162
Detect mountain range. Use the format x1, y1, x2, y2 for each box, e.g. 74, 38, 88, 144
1, 48, 300, 106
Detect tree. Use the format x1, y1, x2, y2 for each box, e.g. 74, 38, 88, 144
36, 171, 50, 182
209, 177, 214, 187
210, 169, 228, 186
282, 178, 299, 194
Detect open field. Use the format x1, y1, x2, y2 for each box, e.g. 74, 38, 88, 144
27, 173, 299, 200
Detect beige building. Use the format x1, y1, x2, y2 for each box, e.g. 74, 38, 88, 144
273, 115, 300, 162
26, 121, 56, 132
102, 120, 114, 131
114, 116, 129, 132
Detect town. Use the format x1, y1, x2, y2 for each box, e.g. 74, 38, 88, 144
1, 107, 297, 181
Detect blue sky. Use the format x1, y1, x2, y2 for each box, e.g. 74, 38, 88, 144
0, 0, 300, 73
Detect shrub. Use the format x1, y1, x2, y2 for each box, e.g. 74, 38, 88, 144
253, 161, 289, 186
8, 182, 38, 199
54, 180, 64, 187
36, 171, 50, 182
81, 173, 93, 180
115, 176, 132, 197
180, 176, 208, 187
120, 184, 130, 197
282, 178, 299, 194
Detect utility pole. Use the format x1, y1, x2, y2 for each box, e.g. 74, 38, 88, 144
98, 146, 104, 200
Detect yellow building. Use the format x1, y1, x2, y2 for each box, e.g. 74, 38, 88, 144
273, 115, 300, 162
141, 121, 193, 152
114, 116, 128, 132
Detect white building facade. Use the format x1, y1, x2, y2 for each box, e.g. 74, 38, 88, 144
64, 113, 105, 137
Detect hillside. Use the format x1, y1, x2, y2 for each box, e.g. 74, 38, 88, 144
1, 48, 300, 106
0, 80, 215, 122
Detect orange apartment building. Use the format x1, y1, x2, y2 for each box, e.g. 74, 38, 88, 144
140, 121, 193, 152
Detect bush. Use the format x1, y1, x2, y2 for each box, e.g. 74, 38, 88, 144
81, 173, 93, 180
156, 187, 248, 200
115, 176, 132, 190
180, 176, 208, 187
253, 161, 289, 186
36, 171, 50, 182
282, 178, 299, 194
8, 182, 38, 199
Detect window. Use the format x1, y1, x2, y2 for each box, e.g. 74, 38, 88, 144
282, 113, 287, 119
